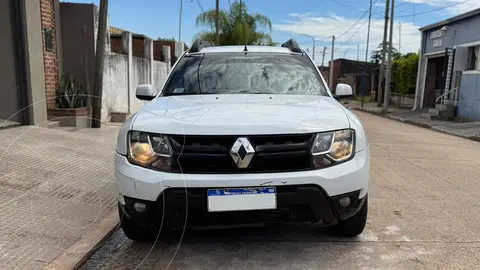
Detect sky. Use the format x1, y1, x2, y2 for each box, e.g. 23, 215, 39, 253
67, 0, 480, 65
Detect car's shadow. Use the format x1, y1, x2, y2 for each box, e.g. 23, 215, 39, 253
85, 223, 365, 269
154, 222, 361, 244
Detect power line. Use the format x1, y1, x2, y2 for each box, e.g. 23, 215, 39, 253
196, 0, 204, 12
397, 0, 471, 18
336, 0, 379, 40
328, 0, 368, 12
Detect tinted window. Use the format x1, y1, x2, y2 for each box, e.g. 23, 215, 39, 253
162, 53, 328, 96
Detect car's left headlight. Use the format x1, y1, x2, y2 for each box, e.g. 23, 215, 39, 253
311, 129, 355, 168
128, 131, 172, 171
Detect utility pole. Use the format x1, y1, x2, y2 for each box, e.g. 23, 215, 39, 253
92, 0, 108, 128
383, 0, 395, 114
240, 0, 246, 44
377, 0, 390, 107
178, 0, 183, 41
215, 0, 220, 44
399, 22, 402, 54
329, 35, 335, 90
361, 0, 373, 108
300, 34, 315, 61
357, 43, 360, 61
320, 46, 326, 73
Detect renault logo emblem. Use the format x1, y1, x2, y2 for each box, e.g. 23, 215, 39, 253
230, 137, 255, 168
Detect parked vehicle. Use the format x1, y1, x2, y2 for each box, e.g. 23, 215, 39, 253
115, 39, 370, 241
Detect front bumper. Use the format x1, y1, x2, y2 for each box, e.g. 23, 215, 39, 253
115, 146, 370, 202
119, 186, 367, 228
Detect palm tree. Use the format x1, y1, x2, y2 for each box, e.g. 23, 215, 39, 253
195, 1, 275, 46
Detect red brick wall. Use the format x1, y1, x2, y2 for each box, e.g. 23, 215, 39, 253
111, 37, 122, 54
110, 36, 145, 58
132, 38, 145, 58
40, 0, 58, 109
154, 40, 176, 64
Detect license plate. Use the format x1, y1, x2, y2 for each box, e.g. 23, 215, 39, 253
207, 187, 277, 212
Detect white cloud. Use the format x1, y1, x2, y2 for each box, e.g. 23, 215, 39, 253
273, 13, 421, 64
400, 0, 480, 15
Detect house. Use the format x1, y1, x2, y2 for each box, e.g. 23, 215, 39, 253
327, 58, 379, 97
414, 8, 480, 120
1, 0, 181, 128
1, 0, 63, 126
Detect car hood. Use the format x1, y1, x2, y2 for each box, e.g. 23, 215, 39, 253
132, 94, 350, 135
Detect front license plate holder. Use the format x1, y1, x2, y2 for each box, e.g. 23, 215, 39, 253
207, 187, 277, 212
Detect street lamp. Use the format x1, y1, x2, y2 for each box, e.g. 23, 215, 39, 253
343, 50, 349, 58
300, 34, 315, 61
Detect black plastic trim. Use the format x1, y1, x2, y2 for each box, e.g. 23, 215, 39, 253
120, 186, 366, 228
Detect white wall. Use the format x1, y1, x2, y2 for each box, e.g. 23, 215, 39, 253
102, 52, 128, 123
102, 52, 168, 123
131, 57, 150, 112
153, 61, 168, 94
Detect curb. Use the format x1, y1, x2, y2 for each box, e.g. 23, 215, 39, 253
44, 208, 119, 270
353, 108, 480, 143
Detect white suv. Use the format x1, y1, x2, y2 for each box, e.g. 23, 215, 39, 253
115, 39, 370, 241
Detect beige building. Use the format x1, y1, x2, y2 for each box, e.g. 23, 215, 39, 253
0, 0, 64, 126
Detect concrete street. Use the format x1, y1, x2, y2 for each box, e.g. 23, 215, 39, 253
83, 111, 480, 269
0, 125, 120, 269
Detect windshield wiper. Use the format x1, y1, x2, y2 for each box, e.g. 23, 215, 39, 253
237, 90, 272, 94
164, 91, 200, 96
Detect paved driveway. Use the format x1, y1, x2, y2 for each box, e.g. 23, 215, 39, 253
85, 111, 480, 269
0, 125, 119, 269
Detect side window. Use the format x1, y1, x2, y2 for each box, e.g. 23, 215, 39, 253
467, 46, 479, 71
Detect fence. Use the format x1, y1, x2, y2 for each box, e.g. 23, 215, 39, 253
101, 31, 173, 123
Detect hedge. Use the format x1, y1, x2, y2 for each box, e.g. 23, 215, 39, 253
392, 53, 419, 94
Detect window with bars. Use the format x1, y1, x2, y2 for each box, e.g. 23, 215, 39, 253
467, 46, 479, 70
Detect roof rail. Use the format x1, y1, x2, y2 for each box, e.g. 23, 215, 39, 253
281, 39, 302, 53
189, 39, 213, 53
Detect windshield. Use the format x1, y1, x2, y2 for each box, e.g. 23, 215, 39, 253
162, 53, 328, 96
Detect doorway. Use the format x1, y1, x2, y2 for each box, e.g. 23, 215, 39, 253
423, 56, 445, 108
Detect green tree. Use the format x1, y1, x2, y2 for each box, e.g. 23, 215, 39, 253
195, 1, 274, 45
391, 53, 419, 94
371, 42, 401, 63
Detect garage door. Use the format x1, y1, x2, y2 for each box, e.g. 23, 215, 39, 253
0, 0, 21, 123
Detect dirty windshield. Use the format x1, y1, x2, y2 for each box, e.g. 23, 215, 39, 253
162, 53, 328, 96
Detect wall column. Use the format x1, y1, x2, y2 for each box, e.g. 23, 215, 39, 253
22, 0, 48, 124
144, 38, 154, 89
122, 31, 132, 113
162, 45, 171, 73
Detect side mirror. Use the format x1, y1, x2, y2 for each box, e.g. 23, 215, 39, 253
136, 84, 155, 101
334, 83, 353, 100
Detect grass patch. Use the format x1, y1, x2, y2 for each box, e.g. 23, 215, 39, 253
355, 96, 371, 103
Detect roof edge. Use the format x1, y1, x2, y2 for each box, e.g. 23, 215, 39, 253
419, 7, 480, 31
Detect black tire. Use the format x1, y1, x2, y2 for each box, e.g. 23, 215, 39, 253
119, 205, 166, 242
330, 195, 368, 237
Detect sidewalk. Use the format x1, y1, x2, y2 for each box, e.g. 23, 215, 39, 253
347, 101, 480, 141
0, 125, 120, 269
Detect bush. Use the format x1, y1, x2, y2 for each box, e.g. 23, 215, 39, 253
55, 74, 87, 109
392, 53, 418, 94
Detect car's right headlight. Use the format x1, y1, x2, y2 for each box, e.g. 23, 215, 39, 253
128, 131, 172, 171
311, 129, 355, 168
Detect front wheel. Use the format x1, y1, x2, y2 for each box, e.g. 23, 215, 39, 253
330, 195, 368, 237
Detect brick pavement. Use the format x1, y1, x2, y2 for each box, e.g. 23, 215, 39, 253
0, 125, 119, 269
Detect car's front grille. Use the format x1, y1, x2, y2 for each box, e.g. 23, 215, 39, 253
168, 134, 315, 173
